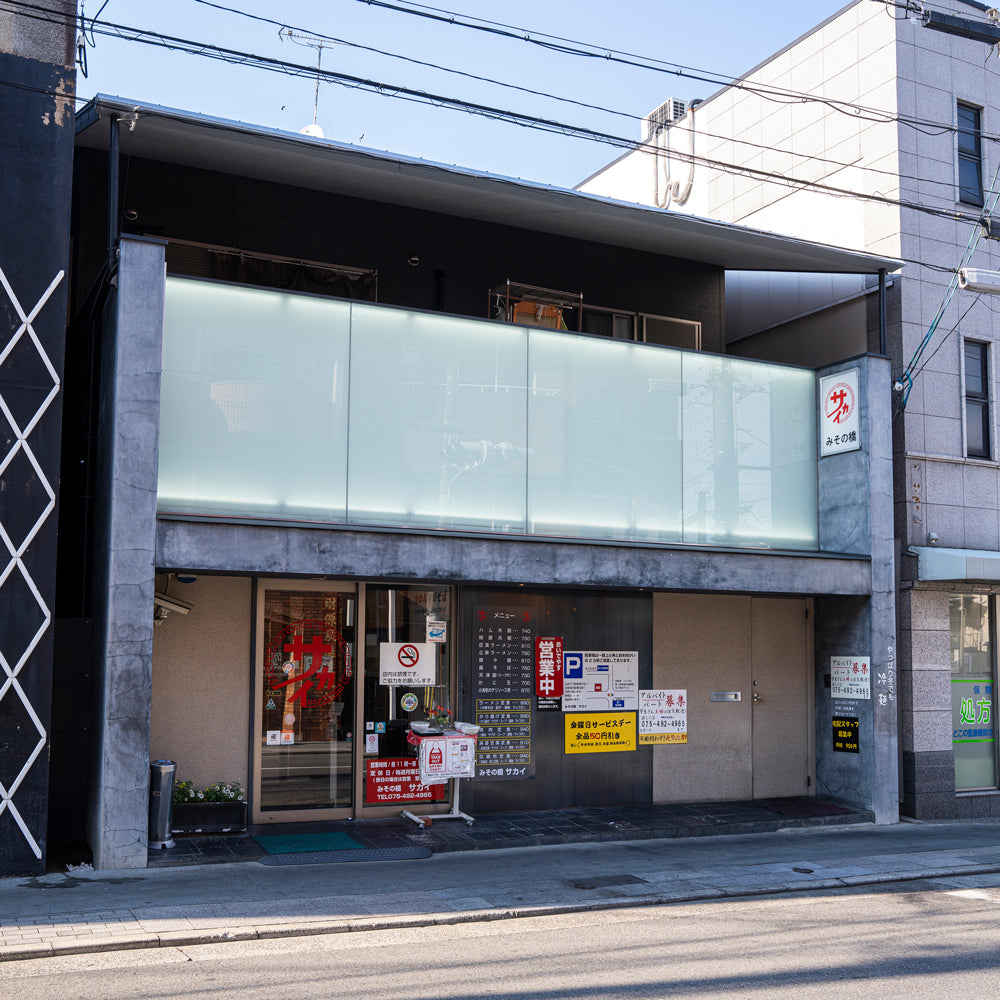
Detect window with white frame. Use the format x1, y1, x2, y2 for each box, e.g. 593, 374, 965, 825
958, 101, 984, 207
964, 340, 991, 459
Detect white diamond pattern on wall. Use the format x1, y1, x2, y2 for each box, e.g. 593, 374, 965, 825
0, 266, 63, 860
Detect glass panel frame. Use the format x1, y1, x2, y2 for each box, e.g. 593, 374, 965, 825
252, 579, 358, 823
159, 280, 820, 552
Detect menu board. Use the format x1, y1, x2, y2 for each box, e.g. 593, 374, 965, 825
472, 606, 535, 779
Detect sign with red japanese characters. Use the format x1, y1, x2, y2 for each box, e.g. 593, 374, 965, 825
379, 642, 436, 686
819, 369, 861, 456
831, 656, 871, 699
366, 758, 445, 803
264, 618, 353, 710
638, 689, 688, 744
535, 636, 563, 709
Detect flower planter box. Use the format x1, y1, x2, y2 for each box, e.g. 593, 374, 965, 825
171, 800, 247, 834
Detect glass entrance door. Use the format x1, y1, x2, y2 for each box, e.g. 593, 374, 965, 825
360, 585, 452, 814
254, 581, 357, 821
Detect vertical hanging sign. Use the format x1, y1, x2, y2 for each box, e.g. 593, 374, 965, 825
535, 636, 563, 711
819, 368, 861, 456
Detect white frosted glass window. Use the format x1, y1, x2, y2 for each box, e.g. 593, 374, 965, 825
346, 303, 528, 531
681, 353, 816, 548
158, 278, 350, 520
527, 331, 683, 541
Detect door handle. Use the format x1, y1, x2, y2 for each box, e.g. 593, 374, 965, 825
752, 692, 762, 703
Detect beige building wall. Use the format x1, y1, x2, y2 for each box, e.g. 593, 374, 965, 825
150, 575, 252, 791
652, 593, 813, 803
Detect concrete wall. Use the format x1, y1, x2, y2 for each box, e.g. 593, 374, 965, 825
150, 575, 252, 792
0, 0, 75, 876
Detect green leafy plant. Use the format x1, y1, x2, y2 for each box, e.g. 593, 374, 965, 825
172, 779, 244, 804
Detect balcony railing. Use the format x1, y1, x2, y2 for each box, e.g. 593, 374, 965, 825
157, 276, 818, 549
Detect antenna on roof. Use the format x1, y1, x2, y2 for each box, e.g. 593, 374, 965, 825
280, 29, 340, 138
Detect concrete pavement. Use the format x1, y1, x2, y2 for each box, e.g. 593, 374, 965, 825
2, 820, 1000, 962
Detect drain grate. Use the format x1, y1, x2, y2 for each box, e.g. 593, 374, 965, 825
257, 847, 432, 865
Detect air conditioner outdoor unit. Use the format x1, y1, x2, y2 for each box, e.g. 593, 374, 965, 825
642, 98, 688, 139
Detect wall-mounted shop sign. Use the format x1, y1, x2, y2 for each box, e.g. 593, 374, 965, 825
565, 712, 637, 753
471, 606, 536, 778
832, 716, 860, 753
830, 656, 871, 699
379, 642, 436, 686
638, 690, 688, 744
562, 650, 638, 712
366, 758, 445, 804
536, 636, 563, 711
819, 368, 861, 456
475, 697, 534, 779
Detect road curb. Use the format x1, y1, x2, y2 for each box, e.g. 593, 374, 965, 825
5, 863, 1000, 963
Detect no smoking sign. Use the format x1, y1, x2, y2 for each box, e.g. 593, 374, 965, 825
379, 641, 435, 686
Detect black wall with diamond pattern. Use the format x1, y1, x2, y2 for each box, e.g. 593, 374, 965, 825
0, 9, 75, 876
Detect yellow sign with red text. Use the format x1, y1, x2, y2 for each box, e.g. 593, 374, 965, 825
564, 712, 636, 754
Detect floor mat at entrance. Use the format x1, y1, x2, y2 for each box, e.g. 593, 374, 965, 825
256, 846, 432, 865
253, 832, 363, 854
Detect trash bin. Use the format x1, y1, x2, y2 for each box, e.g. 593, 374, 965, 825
148, 759, 176, 849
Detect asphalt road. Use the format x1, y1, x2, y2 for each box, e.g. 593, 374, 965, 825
3, 876, 1000, 998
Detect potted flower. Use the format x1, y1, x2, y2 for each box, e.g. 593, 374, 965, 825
171, 779, 247, 834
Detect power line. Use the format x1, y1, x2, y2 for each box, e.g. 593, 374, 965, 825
184, 0, 977, 201
10, 3, 984, 229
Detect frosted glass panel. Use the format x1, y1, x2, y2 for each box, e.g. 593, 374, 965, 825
158, 278, 350, 520
158, 279, 818, 551
528, 332, 683, 541
347, 303, 528, 531
681, 353, 816, 547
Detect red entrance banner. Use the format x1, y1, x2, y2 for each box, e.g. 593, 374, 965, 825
535, 636, 563, 698
365, 758, 445, 804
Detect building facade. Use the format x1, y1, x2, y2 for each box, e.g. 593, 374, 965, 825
580, 0, 1000, 818
52, 96, 899, 869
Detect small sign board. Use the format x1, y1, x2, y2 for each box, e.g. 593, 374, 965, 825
831, 656, 871, 699
638, 689, 688, 744
426, 618, 447, 643
379, 642, 436, 686
833, 716, 860, 753
564, 712, 637, 754
366, 758, 445, 804
820, 368, 861, 456
562, 651, 639, 712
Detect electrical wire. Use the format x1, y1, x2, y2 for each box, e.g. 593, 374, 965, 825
181, 0, 982, 201
8, 1, 992, 233
899, 158, 1000, 406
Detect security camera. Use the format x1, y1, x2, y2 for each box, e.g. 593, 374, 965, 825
959, 268, 1000, 294
153, 593, 193, 616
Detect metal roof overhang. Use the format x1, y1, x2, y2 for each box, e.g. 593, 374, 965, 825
76, 96, 901, 275
909, 546, 1000, 583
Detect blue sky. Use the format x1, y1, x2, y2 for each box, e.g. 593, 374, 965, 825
76, 0, 855, 187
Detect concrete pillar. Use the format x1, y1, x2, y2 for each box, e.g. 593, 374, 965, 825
815, 355, 898, 823
87, 236, 166, 869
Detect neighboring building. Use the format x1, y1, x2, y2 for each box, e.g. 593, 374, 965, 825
0, 0, 75, 877
580, 0, 1000, 818
53, 95, 900, 870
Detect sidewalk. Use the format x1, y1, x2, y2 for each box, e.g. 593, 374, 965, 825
3, 818, 1000, 962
